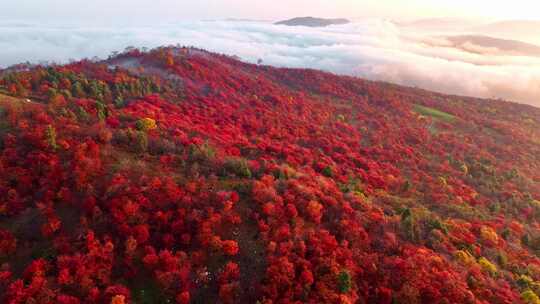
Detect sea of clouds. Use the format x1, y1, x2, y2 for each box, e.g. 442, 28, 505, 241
0, 19, 539, 107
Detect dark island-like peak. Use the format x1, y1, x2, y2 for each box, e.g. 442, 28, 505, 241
275, 16, 350, 27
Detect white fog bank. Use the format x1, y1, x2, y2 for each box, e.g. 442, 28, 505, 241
0, 19, 539, 107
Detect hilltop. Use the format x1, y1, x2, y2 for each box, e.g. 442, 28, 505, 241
275, 17, 350, 27
0, 46, 539, 303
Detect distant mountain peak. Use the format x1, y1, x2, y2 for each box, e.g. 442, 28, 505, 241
424, 35, 540, 57
275, 16, 350, 27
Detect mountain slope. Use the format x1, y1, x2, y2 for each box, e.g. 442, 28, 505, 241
470, 20, 540, 45
0, 47, 539, 304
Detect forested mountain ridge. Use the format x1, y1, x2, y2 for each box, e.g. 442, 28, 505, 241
0, 46, 539, 304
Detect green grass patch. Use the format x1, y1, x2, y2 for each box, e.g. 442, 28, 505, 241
413, 104, 456, 122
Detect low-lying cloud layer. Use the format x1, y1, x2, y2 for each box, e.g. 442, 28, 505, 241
1, 19, 539, 107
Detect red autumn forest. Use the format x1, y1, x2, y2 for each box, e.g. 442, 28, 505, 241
0, 46, 539, 304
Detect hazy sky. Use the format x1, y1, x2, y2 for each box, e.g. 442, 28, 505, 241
2, 0, 540, 23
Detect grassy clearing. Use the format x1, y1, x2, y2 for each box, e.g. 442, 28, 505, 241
413, 104, 456, 122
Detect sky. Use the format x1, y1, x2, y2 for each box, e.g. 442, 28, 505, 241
2, 0, 540, 23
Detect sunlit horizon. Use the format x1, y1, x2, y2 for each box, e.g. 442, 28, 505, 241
3, 0, 540, 23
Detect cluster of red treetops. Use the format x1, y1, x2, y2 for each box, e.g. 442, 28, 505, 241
0, 46, 539, 303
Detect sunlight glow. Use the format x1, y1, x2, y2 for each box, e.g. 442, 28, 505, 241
2, 0, 540, 22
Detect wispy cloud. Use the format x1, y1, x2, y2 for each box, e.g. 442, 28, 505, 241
0, 19, 538, 106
